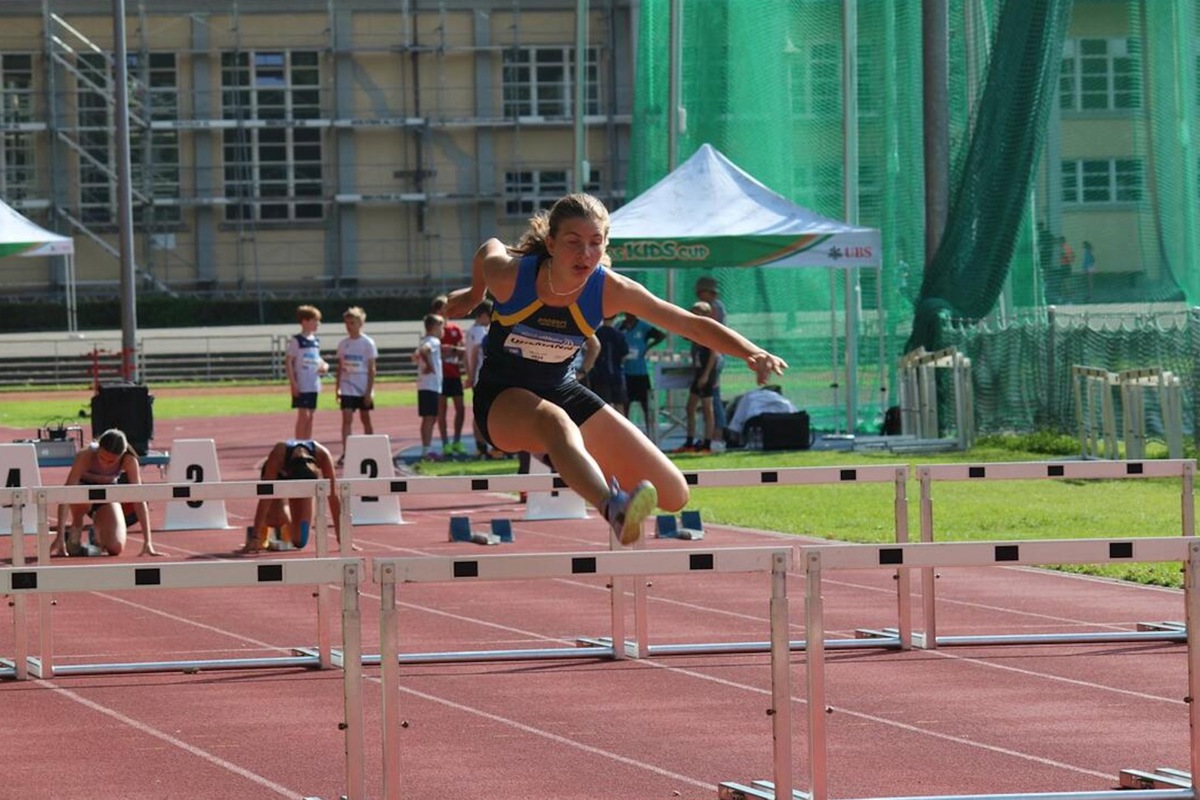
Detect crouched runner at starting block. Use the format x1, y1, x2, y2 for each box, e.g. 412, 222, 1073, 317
239, 439, 351, 553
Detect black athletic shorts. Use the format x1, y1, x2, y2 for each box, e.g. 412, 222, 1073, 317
292, 392, 318, 410
624, 374, 650, 405
340, 395, 374, 411
417, 389, 440, 418
472, 378, 606, 452
441, 375, 464, 398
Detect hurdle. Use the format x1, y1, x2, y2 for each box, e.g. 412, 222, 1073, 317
763, 536, 1196, 800
1119, 367, 1184, 460
0, 556, 367, 800
19, 478, 340, 677
374, 546, 793, 800
1072, 365, 1119, 460
334, 465, 912, 660
910, 460, 1195, 649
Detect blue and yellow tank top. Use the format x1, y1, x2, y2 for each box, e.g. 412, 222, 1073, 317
481, 254, 606, 389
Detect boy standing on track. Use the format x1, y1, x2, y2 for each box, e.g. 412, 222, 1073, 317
430, 295, 466, 457
414, 313, 445, 461
285, 304, 328, 439
675, 300, 719, 453
335, 306, 378, 466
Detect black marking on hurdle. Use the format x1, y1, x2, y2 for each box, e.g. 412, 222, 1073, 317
255, 483, 275, 496
390, 480, 407, 493
1110, 541, 1134, 559
995, 545, 1019, 562
685, 473, 699, 485
571, 556, 597, 574
1047, 464, 1065, 477
1126, 462, 1144, 475
257, 564, 283, 582
88, 488, 107, 500
134, 568, 161, 586
453, 560, 479, 579
840, 469, 858, 481
968, 466, 986, 478
553, 476, 568, 490
12, 572, 36, 590
471, 479, 489, 491
760, 471, 779, 483
689, 553, 715, 571
171, 486, 192, 499
879, 548, 903, 565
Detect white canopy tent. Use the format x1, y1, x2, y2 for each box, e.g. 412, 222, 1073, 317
608, 144, 883, 433
0, 199, 76, 332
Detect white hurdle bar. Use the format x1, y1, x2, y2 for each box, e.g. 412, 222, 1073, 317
798, 536, 1196, 800
336, 465, 911, 659
0, 556, 367, 800
373, 546, 793, 800
914, 460, 1195, 649
16, 480, 336, 678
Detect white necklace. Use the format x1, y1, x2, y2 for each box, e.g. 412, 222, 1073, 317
545, 264, 586, 297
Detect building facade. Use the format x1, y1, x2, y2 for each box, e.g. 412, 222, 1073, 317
0, 0, 635, 300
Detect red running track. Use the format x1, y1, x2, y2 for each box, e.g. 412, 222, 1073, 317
0, 403, 1191, 800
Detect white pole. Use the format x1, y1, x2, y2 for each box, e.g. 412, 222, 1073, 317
842, 0, 860, 434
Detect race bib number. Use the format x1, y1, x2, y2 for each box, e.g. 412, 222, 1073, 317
504, 324, 584, 363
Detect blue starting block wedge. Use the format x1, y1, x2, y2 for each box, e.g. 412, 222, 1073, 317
490, 518, 514, 543
656, 511, 705, 540
449, 516, 514, 545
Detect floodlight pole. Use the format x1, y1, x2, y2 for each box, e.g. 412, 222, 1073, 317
113, 0, 139, 383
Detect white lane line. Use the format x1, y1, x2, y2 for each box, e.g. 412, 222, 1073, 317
32, 679, 308, 799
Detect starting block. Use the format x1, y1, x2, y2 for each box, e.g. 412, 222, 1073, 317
449, 516, 514, 546
655, 510, 705, 540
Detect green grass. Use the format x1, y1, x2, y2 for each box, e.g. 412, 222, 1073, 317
415, 442, 1191, 589
0, 383, 419, 430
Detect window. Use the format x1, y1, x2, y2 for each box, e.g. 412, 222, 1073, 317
75, 52, 180, 224
221, 50, 323, 222
1060, 38, 1139, 111
1061, 158, 1143, 204
504, 168, 600, 216
502, 47, 599, 118
788, 42, 839, 119
1, 54, 36, 202
787, 42, 879, 119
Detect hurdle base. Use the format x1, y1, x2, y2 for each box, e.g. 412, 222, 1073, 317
357, 643, 618, 665
718, 781, 808, 800
582, 634, 903, 657
1120, 768, 1192, 790
26, 653, 324, 677
575, 636, 642, 658
1136, 620, 1186, 632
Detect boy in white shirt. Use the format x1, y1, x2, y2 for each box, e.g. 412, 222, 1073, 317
414, 313, 445, 461
335, 306, 378, 466
284, 304, 328, 439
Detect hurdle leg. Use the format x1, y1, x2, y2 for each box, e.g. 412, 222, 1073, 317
892, 467, 913, 650
632, 535, 649, 658
34, 489, 54, 679
9, 490, 28, 680
770, 550, 794, 800
804, 548, 827, 800
917, 467, 937, 649
1185, 543, 1200, 785
379, 563, 402, 800
340, 562, 365, 800
315, 483, 332, 669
